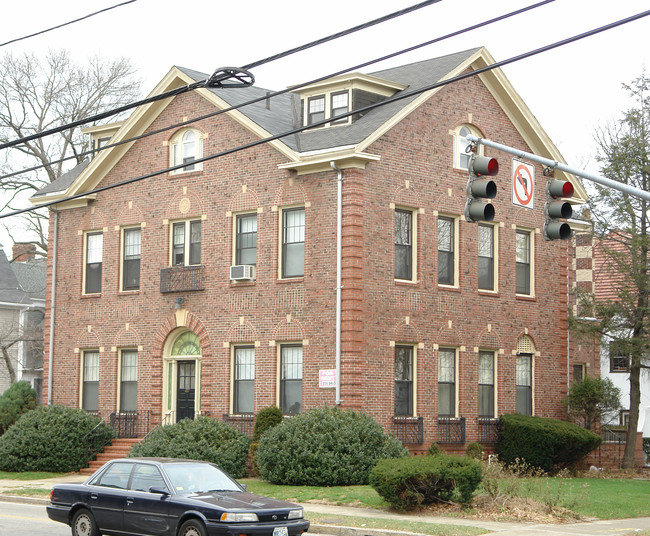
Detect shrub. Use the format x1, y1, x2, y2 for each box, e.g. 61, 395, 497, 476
252, 406, 283, 442
427, 442, 443, 456
129, 416, 249, 478
0, 381, 38, 435
369, 455, 483, 510
0, 405, 114, 472
563, 376, 621, 430
256, 407, 407, 486
497, 413, 601, 472
465, 441, 483, 460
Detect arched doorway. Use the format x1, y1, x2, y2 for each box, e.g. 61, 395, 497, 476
163, 330, 202, 423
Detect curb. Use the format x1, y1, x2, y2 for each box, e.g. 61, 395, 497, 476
0, 494, 49, 506
311, 525, 429, 536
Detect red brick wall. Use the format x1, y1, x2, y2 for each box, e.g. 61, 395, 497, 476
44, 70, 577, 452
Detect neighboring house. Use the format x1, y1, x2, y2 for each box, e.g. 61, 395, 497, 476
31, 48, 589, 451
0, 243, 45, 399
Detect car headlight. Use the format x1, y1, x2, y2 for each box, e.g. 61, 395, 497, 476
220, 512, 259, 523
287, 508, 303, 520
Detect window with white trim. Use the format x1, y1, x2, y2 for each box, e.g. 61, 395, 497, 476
122, 227, 141, 291
454, 125, 480, 170
394, 345, 414, 416
280, 344, 302, 414
82, 350, 99, 412
478, 350, 495, 417
395, 208, 415, 281
438, 216, 457, 286
281, 207, 304, 278
235, 213, 257, 266
478, 223, 496, 291
516, 229, 533, 295
172, 219, 201, 266
307, 95, 325, 125
170, 129, 203, 173
438, 348, 456, 417
119, 349, 138, 412
516, 353, 533, 415
84, 231, 103, 294
233, 346, 255, 414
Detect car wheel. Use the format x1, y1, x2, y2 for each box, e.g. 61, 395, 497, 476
71, 508, 100, 536
179, 518, 207, 536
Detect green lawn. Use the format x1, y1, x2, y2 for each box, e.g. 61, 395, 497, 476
0, 471, 67, 481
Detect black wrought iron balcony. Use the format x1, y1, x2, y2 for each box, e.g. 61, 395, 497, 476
437, 417, 466, 444
478, 417, 500, 445
160, 265, 205, 293
393, 416, 424, 445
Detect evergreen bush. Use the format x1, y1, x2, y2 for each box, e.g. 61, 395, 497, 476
465, 441, 483, 460
427, 442, 443, 456
0, 405, 114, 472
369, 454, 483, 510
129, 416, 249, 478
252, 406, 283, 442
0, 381, 38, 435
256, 406, 407, 485
497, 413, 601, 472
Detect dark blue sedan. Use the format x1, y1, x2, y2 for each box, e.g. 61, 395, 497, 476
47, 457, 310, 536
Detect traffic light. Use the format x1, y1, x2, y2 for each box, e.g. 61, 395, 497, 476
543, 179, 574, 240
465, 154, 498, 222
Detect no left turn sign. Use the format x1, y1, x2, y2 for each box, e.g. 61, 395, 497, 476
512, 160, 534, 209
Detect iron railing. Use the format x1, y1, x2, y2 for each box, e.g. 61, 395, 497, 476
478, 417, 500, 445
109, 411, 151, 439
223, 414, 255, 438
437, 417, 466, 444
393, 416, 424, 444
160, 265, 205, 293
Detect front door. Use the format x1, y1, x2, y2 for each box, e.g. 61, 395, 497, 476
176, 361, 195, 422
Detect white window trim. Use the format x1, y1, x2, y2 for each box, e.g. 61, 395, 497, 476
119, 225, 141, 292
438, 347, 458, 418
82, 230, 103, 296
169, 128, 204, 174
278, 205, 305, 280
453, 124, 483, 170
395, 343, 418, 417
275, 342, 304, 413
79, 349, 99, 411
303, 89, 351, 128
478, 349, 498, 417
230, 344, 255, 415
515, 227, 535, 297
395, 206, 418, 283
478, 222, 499, 293
169, 218, 201, 267
438, 214, 459, 288
232, 211, 258, 266
117, 348, 138, 413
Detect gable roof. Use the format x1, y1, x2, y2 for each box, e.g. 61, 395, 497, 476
0, 248, 30, 306
31, 47, 586, 206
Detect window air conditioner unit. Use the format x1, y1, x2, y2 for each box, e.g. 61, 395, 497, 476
230, 265, 255, 281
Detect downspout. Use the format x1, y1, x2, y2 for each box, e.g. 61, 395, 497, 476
47, 209, 58, 406
330, 161, 342, 406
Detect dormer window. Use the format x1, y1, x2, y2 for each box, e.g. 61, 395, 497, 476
170, 128, 204, 174
331, 91, 349, 125
308, 96, 326, 125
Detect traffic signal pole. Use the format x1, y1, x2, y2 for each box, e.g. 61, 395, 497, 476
465, 134, 650, 202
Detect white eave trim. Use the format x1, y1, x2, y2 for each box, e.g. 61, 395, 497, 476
279, 150, 380, 175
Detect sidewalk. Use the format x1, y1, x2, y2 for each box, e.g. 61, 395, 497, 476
1, 473, 648, 536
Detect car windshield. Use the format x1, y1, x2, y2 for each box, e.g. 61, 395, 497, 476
162, 462, 242, 494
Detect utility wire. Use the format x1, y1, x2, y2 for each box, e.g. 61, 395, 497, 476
0, 0, 441, 151
1, 1, 138, 48
5, 8, 649, 220
0, 0, 556, 183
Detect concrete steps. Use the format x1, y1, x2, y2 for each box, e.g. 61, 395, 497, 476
81, 438, 143, 475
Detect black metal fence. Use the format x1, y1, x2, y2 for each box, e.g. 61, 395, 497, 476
160, 265, 205, 293
478, 417, 500, 445
109, 411, 151, 438
437, 417, 466, 444
223, 414, 255, 438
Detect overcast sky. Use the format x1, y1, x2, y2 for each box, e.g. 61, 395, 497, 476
2, 0, 649, 253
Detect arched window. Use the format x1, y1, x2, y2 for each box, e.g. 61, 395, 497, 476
170, 129, 203, 173
454, 125, 481, 170
171, 331, 201, 356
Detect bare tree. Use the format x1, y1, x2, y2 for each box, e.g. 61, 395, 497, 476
0, 50, 141, 254
0, 312, 43, 386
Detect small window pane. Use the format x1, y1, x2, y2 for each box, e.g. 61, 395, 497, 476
281, 345, 302, 414
395, 210, 413, 280
189, 221, 201, 265
282, 208, 305, 278
236, 214, 257, 265
394, 346, 413, 416
516, 231, 531, 295
85, 232, 102, 294
478, 224, 494, 291
123, 228, 141, 290
438, 218, 454, 285
83, 351, 99, 412
479, 351, 495, 417
173, 223, 185, 266
438, 349, 455, 417
308, 96, 325, 125
234, 346, 255, 414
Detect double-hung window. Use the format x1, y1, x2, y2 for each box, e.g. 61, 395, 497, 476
456, 125, 473, 170
478, 224, 495, 291
478, 351, 495, 417
122, 227, 141, 291
394, 345, 413, 416
119, 349, 138, 412
171, 129, 203, 173
280, 344, 302, 414
516, 229, 532, 295
82, 350, 99, 412
438, 348, 456, 417
516, 354, 533, 415
307, 95, 325, 125
234, 346, 255, 414
609, 340, 630, 372
85, 232, 103, 294
235, 213, 257, 266
281, 207, 304, 278
172, 220, 201, 266
330, 91, 349, 124
438, 217, 455, 286
395, 209, 414, 281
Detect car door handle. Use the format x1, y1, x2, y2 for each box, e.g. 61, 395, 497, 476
126, 498, 134, 505
90, 494, 98, 500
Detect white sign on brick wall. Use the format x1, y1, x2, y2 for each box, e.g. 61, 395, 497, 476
319, 369, 337, 388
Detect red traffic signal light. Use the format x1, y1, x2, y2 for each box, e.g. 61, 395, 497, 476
469, 155, 499, 176
544, 179, 574, 240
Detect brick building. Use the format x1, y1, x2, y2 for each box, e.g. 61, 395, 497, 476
32, 48, 590, 451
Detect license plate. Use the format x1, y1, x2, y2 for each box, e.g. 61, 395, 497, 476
273, 528, 288, 536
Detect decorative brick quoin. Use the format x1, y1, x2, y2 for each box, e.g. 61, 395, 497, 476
32, 48, 598, 453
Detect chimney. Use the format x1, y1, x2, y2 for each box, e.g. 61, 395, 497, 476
12, 242, 36, 262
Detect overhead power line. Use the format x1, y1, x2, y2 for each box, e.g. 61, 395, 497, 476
0, 1, 139, 48
4, 7, 648, 221
0, 0, 556, 182
0, 0, 441, 152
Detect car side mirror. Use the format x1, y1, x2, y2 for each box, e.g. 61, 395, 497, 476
240, 484, 247, 491
149, 486, 170, 497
